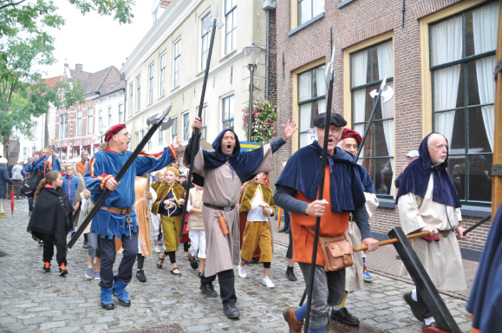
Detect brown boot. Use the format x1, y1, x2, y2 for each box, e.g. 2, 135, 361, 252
283, 307, 303, 332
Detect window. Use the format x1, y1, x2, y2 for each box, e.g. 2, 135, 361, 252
59, 114, 67, 138
222, 94, 234, 130
351, 40, 394, 196
173, 39, 181, 88
153, 7, 158, 24
118, 104, 124, 124
128, 82, 134, 116
158, 128, 163, 146
73, 147, 80, 159
430, 2, 497, 204
108, 106, 112, 128
77, 110, 82, 136
87, 108, 93, 135
136, 75, 141, 111
148, 63, 154, 103
182, 111, 190, 142
171, 116, 178, 143
201, 105, 207, 140
135, 131, 139, 148
160, 52, 166, 96
99, 109, 104, 134
298, 65, 326, 148
297, 0, 324, 26
200, 13, 211, 71
224, 0, 237, 54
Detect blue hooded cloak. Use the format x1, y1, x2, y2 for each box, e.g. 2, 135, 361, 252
276, 141, 366, 212
396, 133, 461, 208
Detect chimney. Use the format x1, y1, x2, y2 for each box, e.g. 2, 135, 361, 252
75, 64, 83, 71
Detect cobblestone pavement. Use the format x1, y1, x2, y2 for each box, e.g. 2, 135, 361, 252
0, 199, 473, 332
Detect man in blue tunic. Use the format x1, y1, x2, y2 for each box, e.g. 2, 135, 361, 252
85, 124, 181, 310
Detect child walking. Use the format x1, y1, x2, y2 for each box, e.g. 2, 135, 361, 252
152, 167, 185, 276
187, 184, 205, 275
238, 172, 277, 288
27, 170, 77, 276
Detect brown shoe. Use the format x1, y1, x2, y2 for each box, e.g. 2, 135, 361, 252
283, 307, 303, 332
403, 292, 423, 321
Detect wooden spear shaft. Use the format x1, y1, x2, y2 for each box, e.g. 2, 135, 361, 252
352, 231, 430, 252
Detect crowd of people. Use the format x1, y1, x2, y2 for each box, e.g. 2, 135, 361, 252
1, 111, 494, 333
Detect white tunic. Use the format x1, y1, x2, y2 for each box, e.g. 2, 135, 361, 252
398, 175, 466, 291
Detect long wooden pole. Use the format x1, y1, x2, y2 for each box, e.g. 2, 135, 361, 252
353, 231, 430, 252
492, 0, 502, 217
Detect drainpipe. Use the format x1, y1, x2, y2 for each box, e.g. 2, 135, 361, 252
262, 0, 276, 100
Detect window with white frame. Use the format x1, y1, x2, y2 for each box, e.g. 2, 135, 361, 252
173, 39, 181, 88
59, 114, 67, 138
182, 111, 190, 142
87, 108, 93, 135
160, 52, 166, 96
298, 65, 326, 148
77, 110, 82, 136
297, 0, 324, 26
201, 105, 207, 140
350, 39, 394, 196
171, 117, 178, 143
430, 2, 497, 204
222, 94, 234, 130
136, 75, 141, 111
108, 106, 112, 128
99, 109, 104, 134
148, 63, 154, 103
158, 128, 163, 146
128, 82, 133, 116
200, 13, 211, 71
118, 104, 124, 124
224, 0, 237, 54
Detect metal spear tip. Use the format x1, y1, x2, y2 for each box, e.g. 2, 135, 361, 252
147, 103, 172, 126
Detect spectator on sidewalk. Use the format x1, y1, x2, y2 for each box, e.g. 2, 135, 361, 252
12, 162, 24, 199
397, 133, 467, 329
22, 156, 38, 216
62, 164, 80, 204
0, 157, 13, 217
274, 112, 378, 332
76, 150, 90, 175
394, 150, 419, 188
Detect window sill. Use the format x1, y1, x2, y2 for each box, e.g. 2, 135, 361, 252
287, 13, 325, 37
338, 0, 356, 9
460, 204, 491, 218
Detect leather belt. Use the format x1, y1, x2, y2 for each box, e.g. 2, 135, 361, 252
204, 203, 235, 212
100, 206, 133, 215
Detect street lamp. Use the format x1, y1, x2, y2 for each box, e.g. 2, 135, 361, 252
243, 43, 265, 141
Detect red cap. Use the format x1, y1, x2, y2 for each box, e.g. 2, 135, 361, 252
340, 128, 362, 145
104, 124, 126, 142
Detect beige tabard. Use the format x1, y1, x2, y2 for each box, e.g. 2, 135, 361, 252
398, 175, 465, 291
183, 144, 274, 277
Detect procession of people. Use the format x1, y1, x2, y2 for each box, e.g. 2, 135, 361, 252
2, 112, 498, 333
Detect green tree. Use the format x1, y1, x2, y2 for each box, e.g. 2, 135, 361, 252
0, 0, 134, 158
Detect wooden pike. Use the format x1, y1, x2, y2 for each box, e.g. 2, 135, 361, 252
352, 231, 431, 252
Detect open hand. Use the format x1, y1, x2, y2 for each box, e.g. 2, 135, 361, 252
281, 120, 298, 141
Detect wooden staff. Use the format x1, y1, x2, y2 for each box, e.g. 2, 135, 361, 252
353, 231, 430, 252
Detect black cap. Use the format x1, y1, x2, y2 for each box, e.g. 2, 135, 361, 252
313, 112, 347, 128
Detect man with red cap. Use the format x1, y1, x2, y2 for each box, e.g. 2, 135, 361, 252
328, 128, 379, 327
85, 124, 182, 310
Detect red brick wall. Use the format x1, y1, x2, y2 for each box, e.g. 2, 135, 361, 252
275, 0, 490, 251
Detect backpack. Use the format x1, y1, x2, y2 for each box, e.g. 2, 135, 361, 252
20, 169, 43, 198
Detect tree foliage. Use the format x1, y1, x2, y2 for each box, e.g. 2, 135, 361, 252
0, 0, 134, 156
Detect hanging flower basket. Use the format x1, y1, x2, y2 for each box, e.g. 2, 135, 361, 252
242, 98, 277, 143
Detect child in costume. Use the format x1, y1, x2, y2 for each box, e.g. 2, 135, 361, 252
27, 170, 77, 276
238, 172, 277, 288
187, 184, 205, 275
152, 167, 185, 276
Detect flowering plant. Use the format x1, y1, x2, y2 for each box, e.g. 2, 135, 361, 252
242, 98, 277, 143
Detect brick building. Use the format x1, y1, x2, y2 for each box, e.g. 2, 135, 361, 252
275, 0, 498, 252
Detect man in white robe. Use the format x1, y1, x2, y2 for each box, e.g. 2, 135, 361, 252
397, 133, 467, 329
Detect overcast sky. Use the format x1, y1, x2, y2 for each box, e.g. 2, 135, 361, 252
38, 1, 154, 78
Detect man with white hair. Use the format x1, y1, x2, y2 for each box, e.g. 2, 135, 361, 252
0, 157, 14, 217
397, 133, 467, 329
